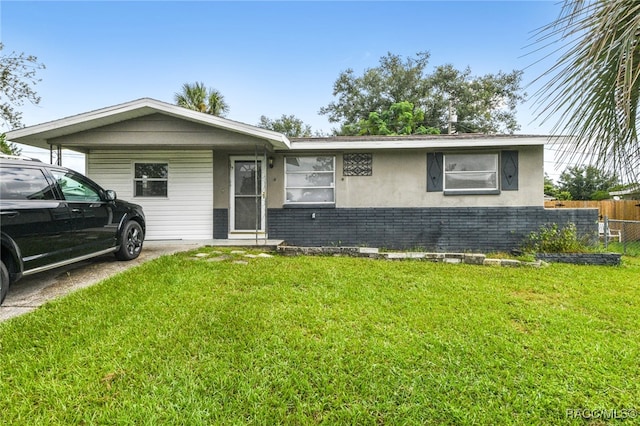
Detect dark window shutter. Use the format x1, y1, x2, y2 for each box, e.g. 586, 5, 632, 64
427, 152, 443, 192
501, 150, 518, 191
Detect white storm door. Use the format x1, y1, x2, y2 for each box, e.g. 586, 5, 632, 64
230, 157, 266, 235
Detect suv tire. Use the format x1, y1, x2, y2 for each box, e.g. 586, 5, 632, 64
1, 261, 9, 305
115, 220, 144, 261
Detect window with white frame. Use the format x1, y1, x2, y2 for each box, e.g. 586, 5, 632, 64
285, 156, 335, 204
134, 163, 168, 197
444, 153, 498, 192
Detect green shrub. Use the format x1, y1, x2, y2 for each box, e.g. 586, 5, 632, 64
590, 190, 611, 200
522, 223, 591, 253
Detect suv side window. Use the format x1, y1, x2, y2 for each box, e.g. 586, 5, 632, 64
0, 167, 56, 200
50, 170, 102, 202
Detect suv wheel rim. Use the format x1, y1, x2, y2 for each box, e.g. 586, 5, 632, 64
126, 227, 142, 255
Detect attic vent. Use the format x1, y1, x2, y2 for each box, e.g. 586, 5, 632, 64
343, 153, 372, 176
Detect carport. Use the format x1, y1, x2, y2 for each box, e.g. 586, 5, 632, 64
5, 98, 290, 243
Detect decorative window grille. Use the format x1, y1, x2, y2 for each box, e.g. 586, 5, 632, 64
343, 153, 372, 176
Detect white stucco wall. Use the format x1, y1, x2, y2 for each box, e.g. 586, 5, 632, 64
267, 145, 544, 208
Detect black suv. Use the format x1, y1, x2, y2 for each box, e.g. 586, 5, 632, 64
0, 155, 145, 305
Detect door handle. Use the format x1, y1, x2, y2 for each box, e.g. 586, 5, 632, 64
0, 210, 19, 218
71, 208, 82, 214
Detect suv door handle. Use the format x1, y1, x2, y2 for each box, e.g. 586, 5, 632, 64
71, 208, 82, 214
0, 210, 19, 218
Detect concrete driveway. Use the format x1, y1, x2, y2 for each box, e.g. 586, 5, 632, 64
0, 241, 206, 323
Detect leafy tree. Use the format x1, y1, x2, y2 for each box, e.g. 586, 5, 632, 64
556, 191, 573, 201
320, 52, 524, 135
0, 42, 46, 132
320, 52, 431, 132
544, 173, 572, 199
443, 67, 524, 134
0, 133, 21, 155
174, 82, 229, 117
257, 114, 313, 138
532, 0, 640, 183
348, 101, 440, 136
544, 173, 557, 196
557, 165, 619, 200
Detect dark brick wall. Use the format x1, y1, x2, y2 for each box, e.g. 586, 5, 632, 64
265, 207, 599, 252
213, 208, 228, 239
536, 253, 621, 266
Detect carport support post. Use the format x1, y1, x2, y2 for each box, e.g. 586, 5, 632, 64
49, 144, 62, 166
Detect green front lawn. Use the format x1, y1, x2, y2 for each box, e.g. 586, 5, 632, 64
1, 249, 639, 425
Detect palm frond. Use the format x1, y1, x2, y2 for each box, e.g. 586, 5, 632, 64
532, 0, 640, 183
174, 82, 226, 115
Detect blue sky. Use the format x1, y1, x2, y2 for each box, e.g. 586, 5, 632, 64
1, 1, 566, 173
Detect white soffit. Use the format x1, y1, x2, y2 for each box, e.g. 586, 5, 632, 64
287, 136, 550, 151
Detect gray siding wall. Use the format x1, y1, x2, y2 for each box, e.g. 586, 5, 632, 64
264, 207, 598, 252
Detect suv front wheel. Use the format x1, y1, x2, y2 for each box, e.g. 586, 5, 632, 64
1, 260, 9, 305
115, 220, 144, 261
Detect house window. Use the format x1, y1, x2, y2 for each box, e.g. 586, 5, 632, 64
134, 163, 168, 197
285, 156, 335, 204
444, 153, 498, 193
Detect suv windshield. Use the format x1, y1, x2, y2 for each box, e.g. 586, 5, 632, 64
50, 169, 102, 202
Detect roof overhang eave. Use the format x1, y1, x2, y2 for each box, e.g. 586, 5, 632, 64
5, 98, 291, 150
285, 137, 550, 151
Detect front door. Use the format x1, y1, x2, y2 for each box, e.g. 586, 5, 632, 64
229, 157, 266, 237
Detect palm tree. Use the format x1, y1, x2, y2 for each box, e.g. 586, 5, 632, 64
174, 82, 229, 117
532, 0, 640, 183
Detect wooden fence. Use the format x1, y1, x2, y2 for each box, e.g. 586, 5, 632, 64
544, 200, 640, 221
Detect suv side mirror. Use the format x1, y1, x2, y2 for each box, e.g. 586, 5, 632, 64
105, 190, 117, 201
